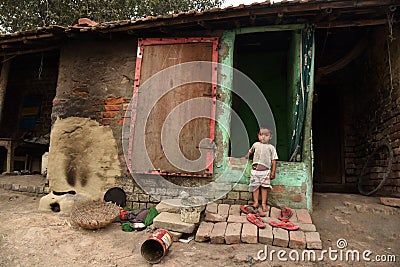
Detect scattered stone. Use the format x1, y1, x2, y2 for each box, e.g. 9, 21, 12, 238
153, 212, 196, 234
195, 221, 214, 242
334, 216, 350, 225
169, 231, 183, 242
380, 197, 400, 208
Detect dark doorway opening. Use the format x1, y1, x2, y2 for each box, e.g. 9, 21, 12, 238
313, 26, 373, 193
0, 51, 59, 173
231, 31, 294, 161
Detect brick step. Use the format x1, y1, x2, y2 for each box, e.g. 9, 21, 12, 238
194, 203, 322, 249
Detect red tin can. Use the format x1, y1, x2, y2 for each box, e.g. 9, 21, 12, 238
141, 229, 173, 264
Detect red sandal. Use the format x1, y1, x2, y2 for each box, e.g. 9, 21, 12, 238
278, 207, 293, 221
246, 213, 266, 228
240, 205, 257, 215
269, 220, 299, 231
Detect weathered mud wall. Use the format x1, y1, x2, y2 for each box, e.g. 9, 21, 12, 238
50, 37, 136, 201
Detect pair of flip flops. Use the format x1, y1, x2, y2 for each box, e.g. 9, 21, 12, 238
240, 205, 266, 217
246, 213, 266, 228
269, 220, 299, 231
269, 207, 298, 231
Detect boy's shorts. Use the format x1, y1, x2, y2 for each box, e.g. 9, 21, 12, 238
249, 169, 272, 192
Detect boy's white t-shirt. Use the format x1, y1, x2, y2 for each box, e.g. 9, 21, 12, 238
248, 142, 278, 169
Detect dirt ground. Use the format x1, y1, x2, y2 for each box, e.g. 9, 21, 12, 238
0, 180, 399, 266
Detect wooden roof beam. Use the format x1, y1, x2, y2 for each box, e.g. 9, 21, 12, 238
0, 33, 54, 45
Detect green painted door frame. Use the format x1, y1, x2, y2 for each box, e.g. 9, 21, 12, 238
216, 25, 315, 211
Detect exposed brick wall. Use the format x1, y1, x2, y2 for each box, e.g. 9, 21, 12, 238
343, 26, 400, 196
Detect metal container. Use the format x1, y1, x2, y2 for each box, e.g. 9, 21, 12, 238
141, 229, 173, 264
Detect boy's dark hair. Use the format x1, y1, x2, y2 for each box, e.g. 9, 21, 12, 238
258, 126, 272, 134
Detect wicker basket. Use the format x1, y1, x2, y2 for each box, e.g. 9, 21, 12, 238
71, 201, 120, 230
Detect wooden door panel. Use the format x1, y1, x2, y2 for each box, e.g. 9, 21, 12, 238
130, 39, 217, 175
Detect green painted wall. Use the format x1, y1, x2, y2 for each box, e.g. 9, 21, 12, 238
235, 51, 290, 160
214, 26, 314, 211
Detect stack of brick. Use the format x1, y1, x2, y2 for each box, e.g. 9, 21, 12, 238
195, 203, 322, 249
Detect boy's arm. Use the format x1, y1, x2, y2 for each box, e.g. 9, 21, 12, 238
242, 144, 255, 159
240, 150, 253, 163
270, 159, 277, 179
244, 150, 253, 159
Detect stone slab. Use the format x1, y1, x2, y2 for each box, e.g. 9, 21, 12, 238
272, 227, 289, 248
195, 221, 214, 242
241, 223, 258, 244
210, 222, 227, 244
155, 199, 182, 213
153, 212, 196, 234
169, 231, 183, 242
225, 223, 242, 244
258, 224, 273, 245
289, 231, 306, 249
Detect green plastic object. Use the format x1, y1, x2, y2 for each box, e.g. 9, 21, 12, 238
121, 222, 133, 232
143, 207, 158, 226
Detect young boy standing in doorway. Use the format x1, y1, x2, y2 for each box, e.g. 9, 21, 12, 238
244, 127, 278, 213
